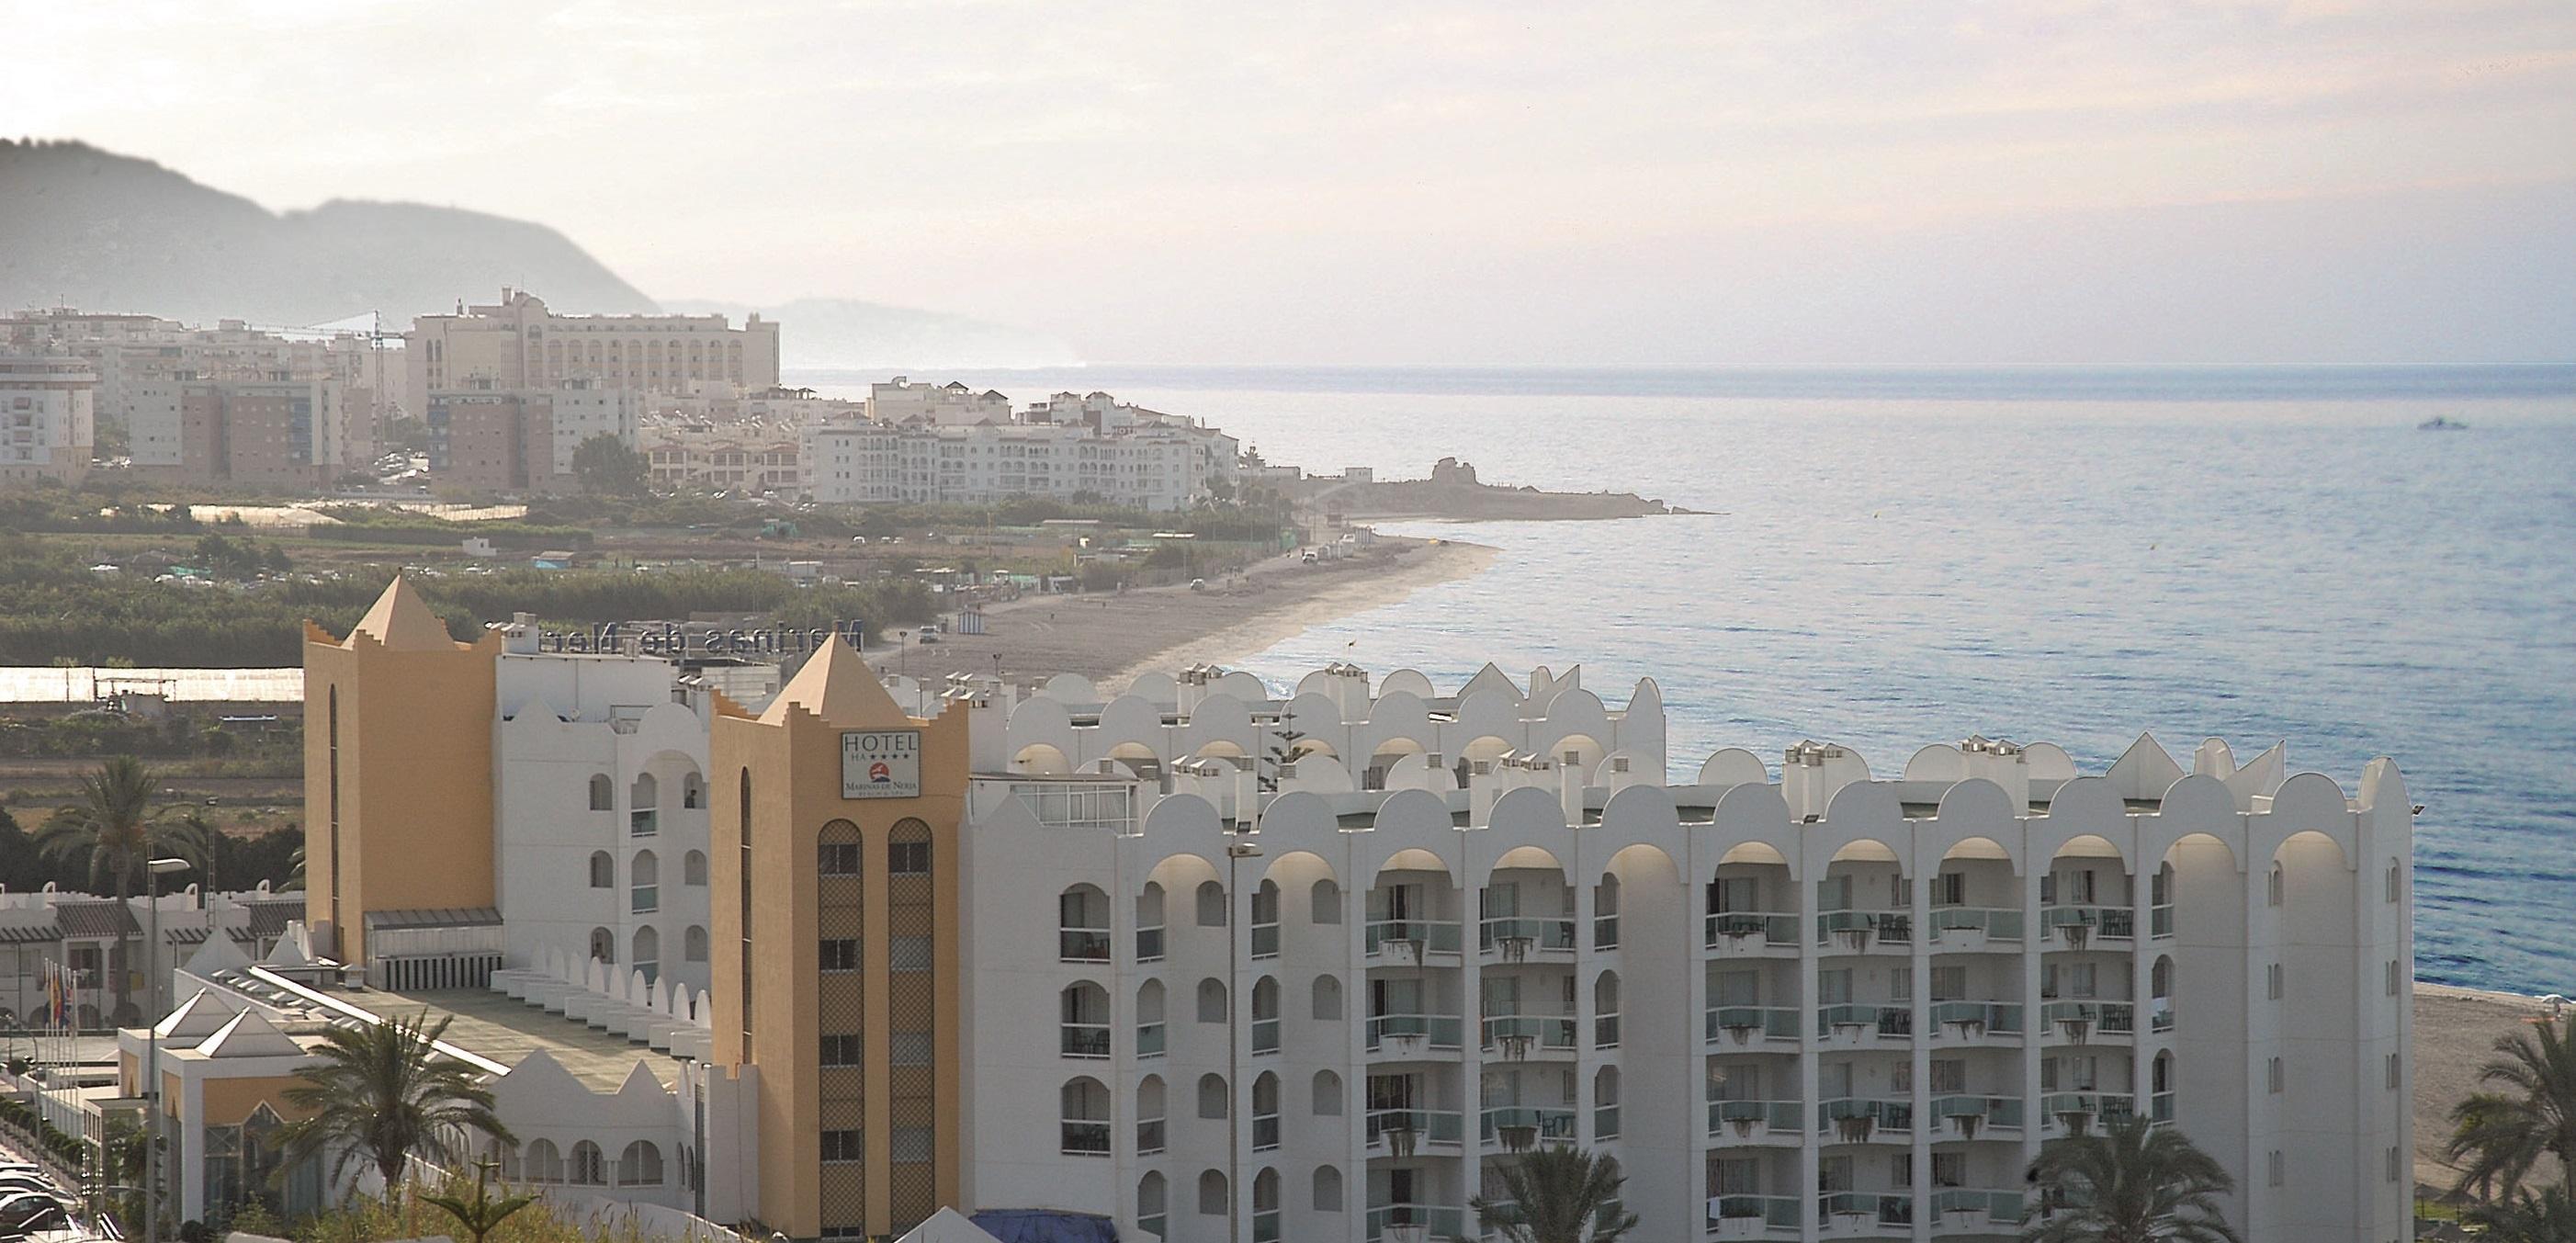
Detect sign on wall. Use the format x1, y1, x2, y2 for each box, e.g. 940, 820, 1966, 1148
842, 729, 922, 799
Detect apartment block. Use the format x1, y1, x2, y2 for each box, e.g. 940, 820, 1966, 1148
0, 354, 97, 484
429, 378, 642, 493
408, 288, 780, 399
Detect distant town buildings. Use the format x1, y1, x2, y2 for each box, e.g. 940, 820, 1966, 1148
868, 376, 1011, 425
641, 416, 803, 493
803, 390, 1240, 511
427, 377, 644, 493
0, 354, 97, 484
406, 288, 781, 398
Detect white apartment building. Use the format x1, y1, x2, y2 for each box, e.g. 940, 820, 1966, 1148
408, 288, 780, 399
804, 415, 1239, 511
870, 377, 1013, 425
0, 354, 97, 484
947, 663, 2412, 1243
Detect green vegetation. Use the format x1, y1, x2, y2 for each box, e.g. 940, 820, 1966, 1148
1472, 1144, 1640, 1243
264, 1178, 697, 1243
420, 1159, 539, 1243
0, 1094, 85, 1170
569, 435, 650, 498
2020, 1116, 2241, 1243
276, 1011, 513, 1192
0, 783, 304, 893
2446, 1016, 2576, 1203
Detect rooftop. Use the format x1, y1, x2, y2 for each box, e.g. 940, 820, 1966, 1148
363, 986, 686, 1092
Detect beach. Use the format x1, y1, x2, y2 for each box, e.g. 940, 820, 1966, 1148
2412, 983, 2568, 1192
864, 536, 1497, 688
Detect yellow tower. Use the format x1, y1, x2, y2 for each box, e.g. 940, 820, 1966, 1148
300, 577, 502, 966
712, 638, 966, 1240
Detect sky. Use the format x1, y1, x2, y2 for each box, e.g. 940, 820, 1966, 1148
8, 0, 2575, 367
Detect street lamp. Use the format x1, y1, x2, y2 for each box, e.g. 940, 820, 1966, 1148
141, 856, 189, 1243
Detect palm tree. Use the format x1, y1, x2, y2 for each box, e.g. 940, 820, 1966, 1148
35, 756, 162, 1013
1470, 1144, 1639, 1243
274, 1011, 513, 1195
2022, 1116, 2241, 1243
421, 1158, 538, 1243
153, 806, 226, 895
2464, 1183, 2576, 1242
2447, 1016, 2576, 1198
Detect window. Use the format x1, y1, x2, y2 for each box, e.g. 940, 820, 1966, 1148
888, 839, 931, 876
1136, 1076, 1167, 1153
570, 1140, 606, 1185
1313, 1165, 1343, 1213
1197, 880, 1227, 927
1312, 975, 1343, 1021
2388, 1145, 2402, 1183
2268, 1148, 2285, 1187
891, 934, 932, 971
617, 1141, 663, 1186
685, 850, 707, 886
1062, 983, 1111, 1058
1930, 965, 1966, 1001
1930, 872, 1965, 906
1198, 1170, 1227, 1215
1198, 1073, 1228, 1120
1312, 879, 1342, 924
2388, 1052, 2401, 1090
821, 1034, 863, 1067
631, 850, 659, 914
2268, 1057, 2284, 1093
2388, 958, 2402, 996
891, 1126, 933, 1162
1138, 1173, 1168, 1239
820, 938, 858, 972
589, 774, 614, 811
1061, 1079, 1112, 1156
524, 1139, 563, 1182
2267, 863, 2284, 907
2387, 859, 2403, 903
685, 925, 709, 963
590, 926, 615, 966
2267, 962, 2284, 1000
589, 851, 614, 888
821, 1130, 862, 1162
819, 840, 862, 875
1198, 977, 1227, 1023
892, 1032, 934, 1066
633, 926, 660, 983
1059, 885, 1112, 962
1313, 1070, 1342, 1116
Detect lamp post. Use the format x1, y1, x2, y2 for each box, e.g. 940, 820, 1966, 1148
141, 856, 189, 1243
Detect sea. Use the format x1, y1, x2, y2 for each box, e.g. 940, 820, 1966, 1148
796, 364, 2576, 997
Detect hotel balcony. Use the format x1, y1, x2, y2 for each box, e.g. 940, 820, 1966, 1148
1365, 1204, 1465, 1243
2040, 1000, 2136, 1045
1926, 1094, 2025, 1139
1817, 1192, 1914, 1235
1367, 1013, 1465, 1057
1815, 1003, 1914, 1045
1928, 1189, 2028, 1231
1927, 1000, 2025, 1045
1819, 1098, 1914, 1144
1478, 916, 1576, 961
1703, 911, 1801, 955
1706, 1100, 1804, 1144
1705, 1005, 1802, 1047
1363, 1108, 1465, 1158
2039, 905, 2134, 948
1816, 910, 1912, 955
1479, 1105, 1577, 1154
1708, 1195, 1801, 1238
1366, 919, 1464, 962
1925, 907, 2024, 949
2039, 1091, 2137, 1133
1479, 1014, 1577, 1061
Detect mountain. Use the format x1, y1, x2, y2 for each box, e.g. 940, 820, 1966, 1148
0, 139, 657, 324
664, 298, 1083, 370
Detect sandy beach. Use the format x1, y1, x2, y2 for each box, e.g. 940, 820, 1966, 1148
865, 537, 1497, 688
2412, 982, 2568, 1192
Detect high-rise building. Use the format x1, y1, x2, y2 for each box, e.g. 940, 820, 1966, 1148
408, 288, 780, 399
427, 377, 641, 493
178, 374, 345, 489
0, 354, 97, 484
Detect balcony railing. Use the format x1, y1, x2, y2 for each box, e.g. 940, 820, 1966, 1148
1479, 917, 1576, 956
1135, 1117, 1165, 1155
1252, 1112, 1280, 1150
2041, 1000, 2135, 1036
1707, 1099, 1804, 1136
1705, 1006, 1802, 1044
1253, 1208, 1281, 1243
1816, 1003, 1913, 1038
2151, 1007, 2175, 1033
1136, 1022, 1165, 1057
2152, 904, 2175, 938
1594, 914, 1620, 950
1364, 1109, 1464, 1147
1817, 1191, 1912, 1226
1365, 1205, 1464, 1242
1479, 1105, 1576, 1148
1594, 1102, 1620, 1139
2152, 1090, 2175, 1123
1480, 1014, 1577, 1054
1926, 907, 2024, 942
1057, 928, 1112, 962
1708, 1194, 1801, 1229
629, 808, 658, 837
1252, 1017, 1280, 1056
1928, 1094, 2024, 1133
1135, 925, 1164, 962
1367, 1013, 1464, 1053
2040, 905, 2134, 943
1058, 1120, 1110, 1156
1703, 911, 1799, 949
1929, 1188, 2026, 1221
2040, 1092, 2137, 1128
630, 887, 657, 915
1818, 909, 1913, 947
1060, 1023, 1112, 1058
1366, 919, 1463, 956
1818, 1098, 1914, 1137
1927, 1000, 2024, 1034
1595, 1013, 1621, 1049
1251, 922, 1280, 959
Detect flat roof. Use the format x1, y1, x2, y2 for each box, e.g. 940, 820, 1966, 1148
363, 987, 685, 1093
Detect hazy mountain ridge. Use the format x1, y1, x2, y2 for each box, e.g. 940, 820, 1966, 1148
666, 298, 1081, 370
0, 139, 657, 323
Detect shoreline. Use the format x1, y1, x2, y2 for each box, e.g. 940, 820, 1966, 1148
2411, 981, 2567, 1192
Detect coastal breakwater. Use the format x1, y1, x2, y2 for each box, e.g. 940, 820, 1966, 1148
1292, 456, 1689, 520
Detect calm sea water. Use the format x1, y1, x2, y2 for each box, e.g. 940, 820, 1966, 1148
796, 366, 2576, 996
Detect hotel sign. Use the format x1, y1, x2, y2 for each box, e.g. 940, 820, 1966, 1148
842, 729, 921, 799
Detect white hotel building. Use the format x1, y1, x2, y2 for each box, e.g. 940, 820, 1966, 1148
803, 404, 1239, 512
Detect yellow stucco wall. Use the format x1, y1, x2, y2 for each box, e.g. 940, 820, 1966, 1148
712, 699, 966, 1239
197, 1075, 318, 1126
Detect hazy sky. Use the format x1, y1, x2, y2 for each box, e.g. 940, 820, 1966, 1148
11, 0, 2574, 367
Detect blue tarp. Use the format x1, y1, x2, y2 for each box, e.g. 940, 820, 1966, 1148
968, 1210, 1120, 1243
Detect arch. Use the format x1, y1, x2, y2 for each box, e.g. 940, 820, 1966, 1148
1011, 743, 1072, 775
1138, 1172, 1167, 1227
1312, 1069, 1343, 1115
684, 850, 707, 886
631, 772, 658, 809
1060, 884, 1112, 961
1312, 1164, 1344, 1212
1251, 976, 1281, 1022
1198, 1170, 1227, 1215
1196, 879, 1227, 926
589, 851, 614, 887
2048, 833, 2128, 864
589, 774, 614, 811
1718, 842, 1789, 868
1542, 732, 1606, 778
1460, 735, 1515, 775
1493, 845, 1565, 875
616, 1140, 663, 1186
1311, 878, 1343, 924
681, 770, 705, 809
2152, 955, 2175, 999
684, 925, 709, 963
1828, 839, 1901, 865
1138, 978, 1166, 1026
1061, 1077, 1112, 1155
569, 1139, 605, 1185
1197, 977, 1227, 1023
1697, 747, 1769, 786
1287, 737, 1337, 760
632, 926, 660, 976
1252, 1166, 1281, 1215
1312, 975, 1343, 1021
1940, 836, 2012, 863
1198, 1073, 1229, 1119
1192, 740, 1248, 762
1378, 847, 1450, 877
1061, 982, 1111, 1057
589, 927, 614, 965
524, 1138, 563, 1182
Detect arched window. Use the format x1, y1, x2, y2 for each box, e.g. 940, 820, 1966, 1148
616, 1140, 663, 1186
1059, 885, 1111, 962
1197, 1073, 1227, 1120
1313, 1069, 1343, 1115
1594, 873, 1621, 948
1594, 970, 1622, 1049
2152, 956, 2174, 999
633, 926, 660, 983
1251, 1073, 1281, 1150
684, 850, 707, 886
1312, 1164, 1343, 1213
1594, 1066, 1621, 1139
1251, 880, 1281, 957
569, 1139, 605, 1185
1312, 975, 1343, 1021
631, 850, 660, 914
1137, 1172, 1168, 1238
630, 774, 658, 835
589, 927, 614, 966
1197, 977, 1227, 1024
1136, 1075, 1167, 1155
1252, 1167, 1281, 1237
1136, 980, 1167, 1057
1196, 879, 1227, 927
589, 851, 614, 888
1251, 977, 1281, 1053
1311, 878, 1342, 924
682, 772, 704, 809
685, 925, 709, 963
1059, 1078, 1111, 1156
1061, 983, 1111, 1058
1136, 883, 1167, 960
524, 1139, 563, 1182
589, 774, 614, 811
2267, 861, 2285, 907
1197, 1170, 1227, 1215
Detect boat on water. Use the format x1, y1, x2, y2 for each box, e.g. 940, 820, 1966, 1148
2419, 415, 2470, 431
